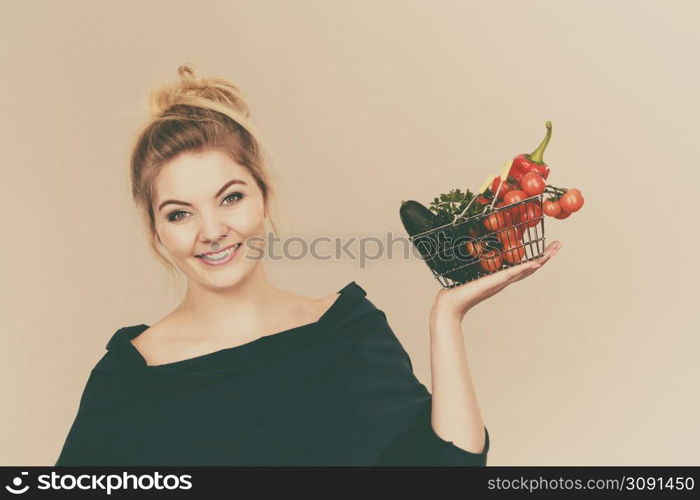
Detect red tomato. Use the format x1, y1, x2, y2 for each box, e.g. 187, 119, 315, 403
503, 190, 527, 205
502, 242, 526, 264
479, 234, 501, 254
483, 212, 505, 231
496, 227, 522, 248
517, 202, 543, 228
480, 249, 503, 273
476, 195, 491, 205
554, 209, 571, 219
558, 188, 584, 213
490, 177, 516, 201
520, 172, 546, 196
495, 201, 519, 228
465, 240, 482, 258
543, 200, 561, 217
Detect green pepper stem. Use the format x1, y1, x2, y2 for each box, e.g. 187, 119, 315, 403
529, 121, 552, 164
545, 184, 565, 193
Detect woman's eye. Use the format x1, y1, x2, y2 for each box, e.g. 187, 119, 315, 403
223, 192, 244, 205
166, 193, 243, 223
167, 211, 188, 223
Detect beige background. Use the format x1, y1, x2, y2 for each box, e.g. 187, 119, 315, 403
1, 0, 697, 466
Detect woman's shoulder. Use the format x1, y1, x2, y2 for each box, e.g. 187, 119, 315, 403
125, 289, 342, 365
126, 314, 182, 366
299, 289, 342, 321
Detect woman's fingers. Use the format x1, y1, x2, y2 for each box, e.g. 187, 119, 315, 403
435, 240, 564, 317
450, 240, 563, 292
534, 241, 563, 264
503, 240, 562, 283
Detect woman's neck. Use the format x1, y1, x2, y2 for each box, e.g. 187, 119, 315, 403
174, 266, 290, 341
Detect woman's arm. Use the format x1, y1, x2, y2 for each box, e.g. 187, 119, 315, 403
428, 240, 563, 454
429, 307, 486, 453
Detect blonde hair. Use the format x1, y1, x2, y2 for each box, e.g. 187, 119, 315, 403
129, 64, 279, 282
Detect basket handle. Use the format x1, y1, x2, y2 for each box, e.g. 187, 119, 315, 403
453, 158, 513, 222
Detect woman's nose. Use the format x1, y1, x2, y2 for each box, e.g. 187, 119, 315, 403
198, 217, 229, 244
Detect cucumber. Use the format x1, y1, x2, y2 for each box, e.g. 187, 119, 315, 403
400, 200, 477, 284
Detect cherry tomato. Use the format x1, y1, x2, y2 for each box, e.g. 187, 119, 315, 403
502, 242, 526, 264
476, 195, 491, 205
479, 234, 501, 254
517, 202, 543, 228
503, 190, 528, 205
496, 227, 522, 248
465, 240, 482, 258
490, 178, 516, 201
480, 249, 503, 273
520, 172, 546, 196
483, 212, 505, 231
495, 201, 519, 228
554, 208, 571, 219
543, 199, 561, 217
558, 188, 584, 213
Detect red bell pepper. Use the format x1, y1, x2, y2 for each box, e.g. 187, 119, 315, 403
508, 121, 552, 183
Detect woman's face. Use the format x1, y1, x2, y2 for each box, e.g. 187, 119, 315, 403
152, 147, 267, 290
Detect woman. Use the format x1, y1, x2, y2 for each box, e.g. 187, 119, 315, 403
55, 64, 562, 466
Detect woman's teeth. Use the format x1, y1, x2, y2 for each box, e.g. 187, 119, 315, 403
200, 243, 240, 261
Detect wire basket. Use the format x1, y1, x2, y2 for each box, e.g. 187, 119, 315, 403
408, 193, 547, 288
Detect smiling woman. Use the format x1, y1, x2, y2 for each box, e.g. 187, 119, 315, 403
129, 65, 279, 283
145, 147, 270, 290
55, 64, 491, 467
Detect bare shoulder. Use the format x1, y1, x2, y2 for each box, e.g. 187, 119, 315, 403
306, 290, 342, 321
128, 314, 180, 363
130, 291, 341, 365
280, 290, 339, 325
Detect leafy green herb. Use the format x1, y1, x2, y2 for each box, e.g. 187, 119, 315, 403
428, 188, 489, 227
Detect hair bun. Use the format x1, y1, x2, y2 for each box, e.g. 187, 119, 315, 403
147, 63, 251, 120
176, 64, 208, 90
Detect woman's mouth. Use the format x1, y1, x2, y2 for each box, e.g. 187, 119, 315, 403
195, 243, 242, 266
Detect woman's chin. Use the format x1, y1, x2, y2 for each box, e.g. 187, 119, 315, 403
193, 263, 251, 288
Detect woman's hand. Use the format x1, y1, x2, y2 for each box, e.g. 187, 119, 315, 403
432, 240, 563, 323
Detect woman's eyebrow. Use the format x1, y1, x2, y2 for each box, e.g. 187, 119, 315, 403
158, 179, 247, 212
